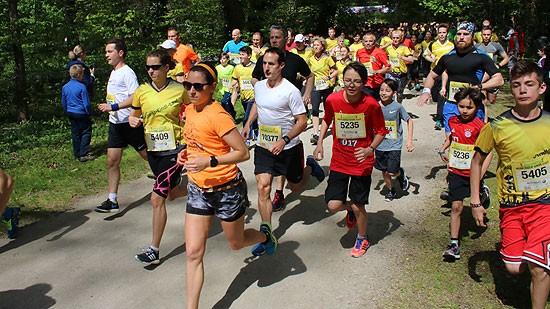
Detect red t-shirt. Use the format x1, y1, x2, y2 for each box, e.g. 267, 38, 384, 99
447, 115, 485, 177
323, 91, 388, 176
355, 47, 389, 88
403, 38, 413, 49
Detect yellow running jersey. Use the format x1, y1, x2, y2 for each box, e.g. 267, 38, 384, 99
386, 45, 412, 74
232, 62, 255, 101
475, 109, 550, 208
307, 54, 336, 90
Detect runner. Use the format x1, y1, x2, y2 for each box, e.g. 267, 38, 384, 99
313, 62, 387, 258
326, 27, 338, 52
167, 28, 199, 75
355, 32, 391, 101
290, 34, 314, 62
375, 79, 414, 202
330, 35, 347, 61
230, 46, 257, 140
420, 30, 433, 82
407, 33, 422, 91
334, 45, 352, 91
1, 170, 19, 239
241, 47, 325, 255
474, 26, 509, 105
158, 40, 185, 83
385, 29, 414, 103
251, 31, 268, 63
223, 29, 248, 65
96, 38, 148, 213
379, 26, 394, 51
470, 61, 550, 309
349, 32, 363, 61
473, 20, 499, 43
252, 25, 315, 212
437, 87, 486, 260
215, 52, 236, 119
307, 36, 338, 145
179, 63, 273, 309
129, 49, 189, 265
422, 23, 455, 130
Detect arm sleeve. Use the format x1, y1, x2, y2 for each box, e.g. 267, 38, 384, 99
288, 86, 307, 116
126, 70, 139, 95
213, 110, 237, 137
474, 123, 495, 155
62, 88, 67, 112
481, 54, 500, 76
323, 94, 335, 125
432, 55, 447, 75
132, 86, 143, 108
400, 105, 410, 122
188, 47, 198, 62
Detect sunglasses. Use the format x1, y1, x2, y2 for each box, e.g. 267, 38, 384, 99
182, 81, 211, 91
145, 64, 163, 71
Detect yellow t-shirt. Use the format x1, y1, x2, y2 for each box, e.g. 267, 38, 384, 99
380, 36, 392, 51
132, 80, 190, 151
413, 43, 423, 60
183, 102, 239, 188
426, 40, 455, 69
349, 43, 363, 60
474, 31, 499, 43
386, 45, 412, 74
232, 62, 255, 101
307, 54, 336, 90
290, 47, 314, 62
335, 59, 351, 87
475, 109, 550, 208
167, 62, 184, 81
326, 38, 338, 51
251, 46, 268, 63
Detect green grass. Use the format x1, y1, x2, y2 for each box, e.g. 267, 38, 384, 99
387, 85, 536, 308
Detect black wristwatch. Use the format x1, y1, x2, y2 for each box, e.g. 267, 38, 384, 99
282, 135, 291, 144
210, 156, 218, 167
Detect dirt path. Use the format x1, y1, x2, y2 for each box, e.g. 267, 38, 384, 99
0, 90, 447, 308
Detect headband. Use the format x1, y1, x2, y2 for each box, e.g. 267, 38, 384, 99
194, 63, 217, 80
457, 22, 475, 35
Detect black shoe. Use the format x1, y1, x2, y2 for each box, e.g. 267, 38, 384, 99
78, 154, 98, 162
440, 190, 450, 201
310, 134, 319, 145
95, 199, 119, 213
384, 189, 395, 202
135, 247, 160, 265
398, 167, 410, 191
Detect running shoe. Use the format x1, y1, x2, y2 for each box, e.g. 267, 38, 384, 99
95, 199, 119, 213
398, 167, 410, 191
146, 171, 155, 179
440, 189, 450, 201
434, 121, 443, 130
384, 189, 395, 202
306, 155, 325, 182
345, 210, 356, 230
443, 243, 461, 260
251, 242, 265, 256
78, 154, 97, 162
4, 207, 20, 239
135, 247, 160, 265
261, 222, 277, 255
310, 133, 319, 145
272, 191, 285, 212
481, 185, 491, 209
351, 238, 370, 258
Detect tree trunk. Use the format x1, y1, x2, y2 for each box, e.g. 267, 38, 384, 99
8, 0, 28, 123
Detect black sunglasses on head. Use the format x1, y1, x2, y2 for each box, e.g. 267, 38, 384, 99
145, 64, 163, 70
182, 81, 211, 91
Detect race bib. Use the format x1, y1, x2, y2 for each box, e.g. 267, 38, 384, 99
315, 78, 329, 90
448, 142, 475, 169
335, 113, 366, 139
389, 58, 400, 67
385, 120, 397, 140
363, 62, 373, 76
145, 124, 176, 151
230, 54, 240, 65
221, 77, 231, 88
106, 94, 117, 117
240, 78, 253, 90
258, 124, 282, 149
448, 81, 471, 103
512, 156, 550, 192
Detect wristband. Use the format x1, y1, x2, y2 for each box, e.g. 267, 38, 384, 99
438, 151, 445, 155
422, 88, 431, 94
111, 103, 119, 111
471, 203, 483, 208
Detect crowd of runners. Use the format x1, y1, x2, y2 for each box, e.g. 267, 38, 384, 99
2, 19, 550, 309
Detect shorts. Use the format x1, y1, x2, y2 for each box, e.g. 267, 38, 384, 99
147, 152, 183, 198
499, 203, 550, 270
374, 150, 401, 174
254, 142, 304, 184
446, 172, 485, 202
108, 122, 147, 151
325, 170, 372, 205
186, 171, 248, 222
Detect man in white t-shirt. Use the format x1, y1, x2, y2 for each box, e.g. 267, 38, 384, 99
241, 47, 325, 256
96, 38, 147, 213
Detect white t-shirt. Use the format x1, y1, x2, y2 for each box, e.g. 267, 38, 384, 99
254, 78, 306, 149
106, 64, 139, 124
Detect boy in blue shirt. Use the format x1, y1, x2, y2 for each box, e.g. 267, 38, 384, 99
62, 65, 97, 162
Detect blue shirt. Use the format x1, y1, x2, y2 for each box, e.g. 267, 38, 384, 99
222, 40, 248, 54
62, 79, 92, 115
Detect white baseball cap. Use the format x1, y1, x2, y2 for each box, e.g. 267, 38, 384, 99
159, 40, 177, 50
294, 34, 306, 43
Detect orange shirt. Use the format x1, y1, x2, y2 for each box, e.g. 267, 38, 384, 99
173, 43, 198, 74
183, 101, 238, 188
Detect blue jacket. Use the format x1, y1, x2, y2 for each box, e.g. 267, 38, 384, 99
62, 79, 92, 115
66, 59, 94, 91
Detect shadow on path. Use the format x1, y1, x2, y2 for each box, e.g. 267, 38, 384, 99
339, 209, 403, 248
424, 165, 446, 180
104, 193, 151, 221
273, 195, 334, 240
212, 241, 306, 308
0, 283, 56, 308
0, 209, 90, 254
468, 244, 531, 308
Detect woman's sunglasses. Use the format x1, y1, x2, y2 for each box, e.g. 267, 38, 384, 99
182, 81, 211, 91
145, 64, 163, 71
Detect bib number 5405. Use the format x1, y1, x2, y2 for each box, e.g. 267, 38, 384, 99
521, 166, 548, 179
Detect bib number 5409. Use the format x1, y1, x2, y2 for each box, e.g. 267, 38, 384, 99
151, 132, 169, 141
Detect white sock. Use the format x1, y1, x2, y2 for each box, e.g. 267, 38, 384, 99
108, 193, 117, 203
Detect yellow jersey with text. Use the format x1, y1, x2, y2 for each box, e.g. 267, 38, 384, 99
232, 62, 255, 101
307, 54, 336, 90
386, 45, 412, 74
